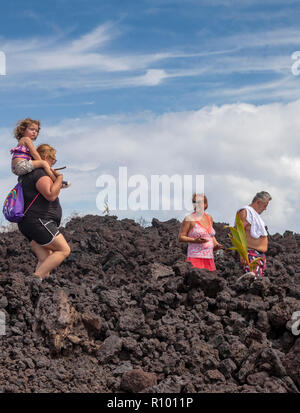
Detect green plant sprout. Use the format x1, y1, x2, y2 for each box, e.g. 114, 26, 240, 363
225, 212, 263, 277
103, 201, 110, 215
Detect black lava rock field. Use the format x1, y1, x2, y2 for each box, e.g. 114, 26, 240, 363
0, 215, 299, 393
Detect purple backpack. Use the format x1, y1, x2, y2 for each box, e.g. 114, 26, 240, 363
2, 181, 39, 223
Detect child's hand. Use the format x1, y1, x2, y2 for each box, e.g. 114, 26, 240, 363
51, 168, 63, 178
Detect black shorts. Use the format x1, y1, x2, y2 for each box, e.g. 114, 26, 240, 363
18, 218, 60, 246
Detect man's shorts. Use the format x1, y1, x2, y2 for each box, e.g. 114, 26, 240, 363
18, 218, 60, 246
12, 159, 34, 176
242, 249, 266, 277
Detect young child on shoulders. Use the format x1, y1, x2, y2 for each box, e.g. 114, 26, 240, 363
11, 117, 71, 188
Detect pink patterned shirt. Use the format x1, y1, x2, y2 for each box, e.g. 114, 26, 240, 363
187, 212, 216, 259
11, 145, 32, 161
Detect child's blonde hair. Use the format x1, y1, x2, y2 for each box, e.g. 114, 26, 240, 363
14, 118, 41, 140
36, 144, 56, 161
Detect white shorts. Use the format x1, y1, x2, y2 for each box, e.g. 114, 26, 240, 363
12, 159, 34, 176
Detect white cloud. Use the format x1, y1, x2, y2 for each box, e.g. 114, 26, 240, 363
135, 69, 167, 86
280, 156, 300, 180
202, 27, 300, 50
206, 75, 300, 104
1, 23, 191, 75
2, 100, 299, 233
69, 23, 113, 53
2, 22, 298, 96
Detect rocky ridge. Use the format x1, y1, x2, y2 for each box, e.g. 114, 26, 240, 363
0, 215, 299, 393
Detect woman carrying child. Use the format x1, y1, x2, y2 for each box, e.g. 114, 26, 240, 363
17, 144, 71, 279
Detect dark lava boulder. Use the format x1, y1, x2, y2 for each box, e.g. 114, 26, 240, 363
0, 214, 299, 393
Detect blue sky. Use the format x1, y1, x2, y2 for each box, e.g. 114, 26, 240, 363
1, 0, 300, 233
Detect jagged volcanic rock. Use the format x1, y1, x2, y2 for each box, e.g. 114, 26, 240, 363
0, 215, 299, 393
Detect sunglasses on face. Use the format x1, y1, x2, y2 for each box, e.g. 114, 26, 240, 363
48, 156, 57, 165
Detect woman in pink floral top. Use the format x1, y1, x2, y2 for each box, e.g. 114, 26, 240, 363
178, 193, 223, 271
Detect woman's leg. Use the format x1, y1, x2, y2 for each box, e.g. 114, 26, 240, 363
30, 241, 52, 276
33, 234, 71, 278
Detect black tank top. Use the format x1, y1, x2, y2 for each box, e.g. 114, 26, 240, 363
20, 168, 62, 224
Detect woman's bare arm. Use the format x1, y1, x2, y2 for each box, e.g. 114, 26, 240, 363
36, 174, 63, 202
178, 218, 194, 242
208, 214, 223, 249
178, 218, 208, 243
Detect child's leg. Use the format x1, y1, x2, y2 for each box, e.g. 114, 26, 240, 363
11, 159, 35, 176
12, 159, 70, 188
32, 160, 56, 182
